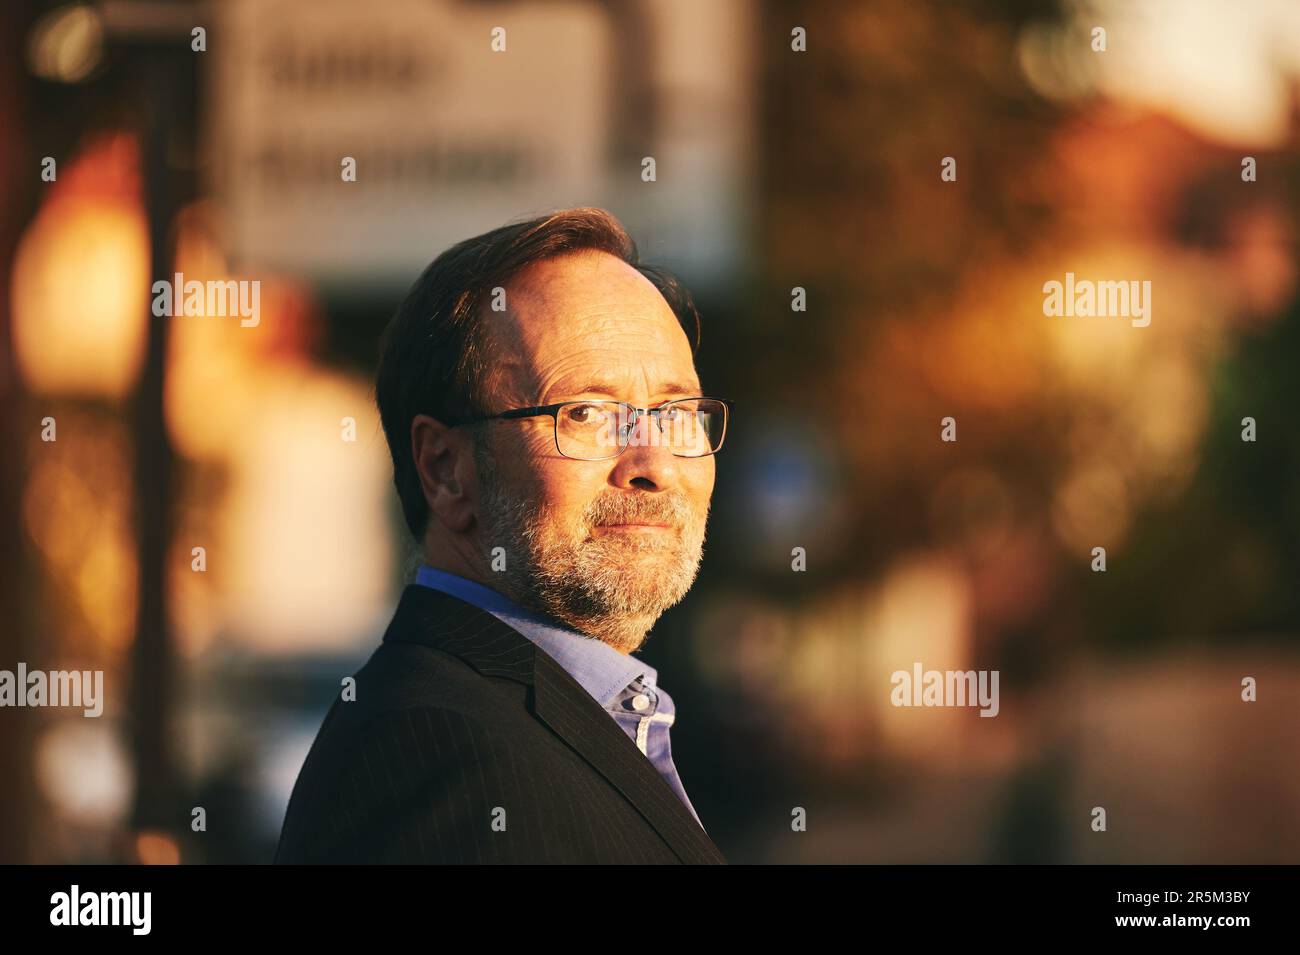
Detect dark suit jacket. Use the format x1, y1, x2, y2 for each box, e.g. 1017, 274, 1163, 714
274, 584, 727, 864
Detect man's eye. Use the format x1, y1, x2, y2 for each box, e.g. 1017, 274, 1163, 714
565, 404, 601, 424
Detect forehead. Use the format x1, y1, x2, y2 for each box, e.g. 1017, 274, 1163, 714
486, 251, 700, 400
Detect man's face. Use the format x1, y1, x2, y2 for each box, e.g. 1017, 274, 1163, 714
473, 251, 715, 652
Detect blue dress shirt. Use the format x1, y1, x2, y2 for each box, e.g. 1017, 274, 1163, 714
413, 565, 705, 830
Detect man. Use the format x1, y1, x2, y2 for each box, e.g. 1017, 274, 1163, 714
275, 208, 730, 864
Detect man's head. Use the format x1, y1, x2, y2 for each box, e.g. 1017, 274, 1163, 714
376, 208, 718, 653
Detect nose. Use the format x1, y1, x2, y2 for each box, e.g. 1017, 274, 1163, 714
607, 409, 679, 491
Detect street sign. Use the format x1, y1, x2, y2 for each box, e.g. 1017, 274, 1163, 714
207, 0, 611, 286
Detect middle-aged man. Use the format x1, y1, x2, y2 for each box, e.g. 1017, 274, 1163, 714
275, 208, 730, 864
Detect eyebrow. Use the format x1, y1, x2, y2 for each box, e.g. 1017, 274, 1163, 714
551, 380, 701, 401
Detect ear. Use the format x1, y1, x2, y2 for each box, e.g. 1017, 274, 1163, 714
411, 414, 477, 534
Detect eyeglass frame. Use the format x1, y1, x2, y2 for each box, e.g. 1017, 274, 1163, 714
445, 396, 734, 460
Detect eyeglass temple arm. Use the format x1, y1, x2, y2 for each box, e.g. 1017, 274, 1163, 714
449, 406, 553, 426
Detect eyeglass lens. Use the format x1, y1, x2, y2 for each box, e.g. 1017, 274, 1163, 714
555, 399, 727, 460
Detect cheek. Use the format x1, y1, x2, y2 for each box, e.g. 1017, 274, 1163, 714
489, 427, 552, 498
530, 455, 606, 517
492, 425, 606, 520
686, 458, 716, 505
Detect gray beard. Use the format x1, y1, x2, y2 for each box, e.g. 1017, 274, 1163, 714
473, 439, 708, 648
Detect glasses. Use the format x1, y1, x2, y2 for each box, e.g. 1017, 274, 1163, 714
449, 397, 732, 461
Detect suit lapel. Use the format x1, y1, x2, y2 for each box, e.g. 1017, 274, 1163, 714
531, 648, 726, 864
385, 585, 726, 864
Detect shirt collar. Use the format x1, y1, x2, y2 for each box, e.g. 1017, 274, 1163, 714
414, 565, 655, 708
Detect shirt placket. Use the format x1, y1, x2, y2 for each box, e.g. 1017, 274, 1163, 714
615, 676, 663, 755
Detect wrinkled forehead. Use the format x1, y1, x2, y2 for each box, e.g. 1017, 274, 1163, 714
484, 251, 700, 402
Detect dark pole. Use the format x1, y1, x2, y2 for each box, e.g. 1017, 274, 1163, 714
0, 0, 41, 866
126, 30, 191, 852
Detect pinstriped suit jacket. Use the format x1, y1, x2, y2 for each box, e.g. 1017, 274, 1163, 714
273, 584, 727, 864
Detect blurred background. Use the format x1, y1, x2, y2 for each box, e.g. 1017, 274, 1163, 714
2, 0, 1298, 864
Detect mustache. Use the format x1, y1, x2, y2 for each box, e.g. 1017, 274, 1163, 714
586, 493, 694, 528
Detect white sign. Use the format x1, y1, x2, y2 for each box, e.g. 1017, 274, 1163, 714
207, 0, 612, 285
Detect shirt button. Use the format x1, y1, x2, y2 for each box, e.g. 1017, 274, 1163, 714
631, 693, 651, 712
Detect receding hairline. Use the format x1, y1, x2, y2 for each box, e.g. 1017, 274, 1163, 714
468, 248, 697, 404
